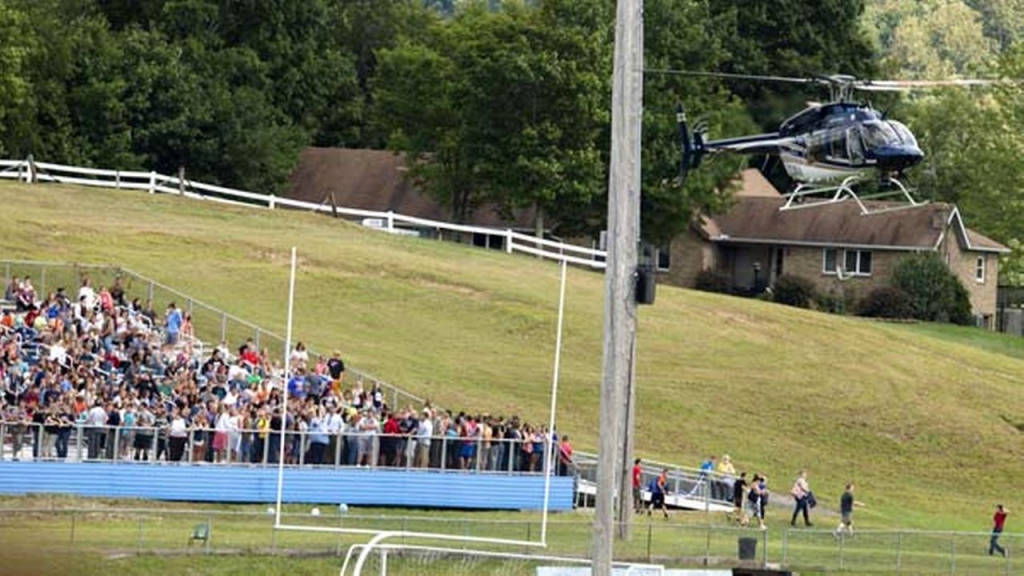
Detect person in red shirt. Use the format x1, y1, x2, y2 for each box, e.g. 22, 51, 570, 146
632, 458, 643, 513
557, 435, 574, 477
990, 504, 1009, 557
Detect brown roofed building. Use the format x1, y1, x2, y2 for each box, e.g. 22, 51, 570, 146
660, 169, 1009, 328
286, 147, 537, 230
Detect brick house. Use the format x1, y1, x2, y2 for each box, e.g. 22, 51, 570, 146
658, 170, 1009, 328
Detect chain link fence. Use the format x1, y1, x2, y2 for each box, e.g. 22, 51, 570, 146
0, 506, 1017, 574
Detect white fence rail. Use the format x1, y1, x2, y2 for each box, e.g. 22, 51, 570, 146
1, 156, 607, 269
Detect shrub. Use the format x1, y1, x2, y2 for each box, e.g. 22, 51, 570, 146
890, 253, 973, 325
694, 269, 732, 294
772, 274, 817, 309
857, 286, 913, 319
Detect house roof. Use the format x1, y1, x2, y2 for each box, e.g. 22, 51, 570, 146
284, 147, 536, 229
698, 171, 1009, 253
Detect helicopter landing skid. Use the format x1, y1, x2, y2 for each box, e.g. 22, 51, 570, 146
780, 176, 928, 215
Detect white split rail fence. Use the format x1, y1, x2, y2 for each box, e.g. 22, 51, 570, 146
0, 157, 607, 270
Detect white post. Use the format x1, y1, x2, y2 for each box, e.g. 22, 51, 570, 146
115, 170, 121, 189
506, 229, 514, 254
541, 259, 568, 544
274, 246, 298, 528
386, 211, 395, 232
25, 155, 34, 183
269, 194, 276, 209
148, 171, 156, 194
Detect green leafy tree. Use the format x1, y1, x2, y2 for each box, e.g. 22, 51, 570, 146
0, 3, 33, 157
641, 0, 757, 243
890, 253, 973, 324
864, 0, 996, 78
710, 0, 877, 130
897, 45, 1024, 283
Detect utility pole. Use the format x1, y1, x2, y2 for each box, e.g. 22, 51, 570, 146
592, 0, 643, 573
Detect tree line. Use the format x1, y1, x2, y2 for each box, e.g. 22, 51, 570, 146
0, 0, 1022, 279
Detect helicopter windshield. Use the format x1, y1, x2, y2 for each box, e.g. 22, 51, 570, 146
887, 121, 918, 147
860, 121, 899, 149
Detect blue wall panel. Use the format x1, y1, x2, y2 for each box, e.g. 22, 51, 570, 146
0, 462, 574, 510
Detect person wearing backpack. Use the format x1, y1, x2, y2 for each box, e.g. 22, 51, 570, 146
790, 470, 814, 527
647, 468, 669, 519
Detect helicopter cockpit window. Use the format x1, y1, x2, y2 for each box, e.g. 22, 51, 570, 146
860, 121, 898, 149
888, 121, 917, 147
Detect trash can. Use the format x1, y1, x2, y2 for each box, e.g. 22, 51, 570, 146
738, 536, 758, 560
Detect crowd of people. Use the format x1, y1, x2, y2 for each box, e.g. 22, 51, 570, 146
0, 275, 576, 477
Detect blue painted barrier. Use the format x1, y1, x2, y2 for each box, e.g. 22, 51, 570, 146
0, 462, 575, 510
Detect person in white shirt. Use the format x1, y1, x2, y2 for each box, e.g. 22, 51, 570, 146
415, 409, 433, 468
78, 278, 97, 312
167, 409, 189, 462
85, 401, 108, 459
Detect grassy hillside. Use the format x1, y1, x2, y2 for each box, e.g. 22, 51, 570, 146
2, 181, 1022, 531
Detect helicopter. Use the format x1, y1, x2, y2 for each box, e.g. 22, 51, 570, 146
668, 71, 1003, 213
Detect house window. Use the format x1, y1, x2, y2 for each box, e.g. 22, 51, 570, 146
656, 246, 671, 271
844, 250, 873, 275
822, 248, 838, 273
976, 256, 986, 283
825, 248, 872, 276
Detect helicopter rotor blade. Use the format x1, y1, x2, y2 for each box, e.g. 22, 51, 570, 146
643, 69, 827, 86
855, 79, 1019, 91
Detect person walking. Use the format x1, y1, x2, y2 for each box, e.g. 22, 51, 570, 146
834, 483, 865, 537
790, 470, 813, 527
647, 468, 669, 519
990, 504, 1009, 557
732, 471, 748, 524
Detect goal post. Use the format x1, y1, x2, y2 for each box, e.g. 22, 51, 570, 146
272, 253, 572, 554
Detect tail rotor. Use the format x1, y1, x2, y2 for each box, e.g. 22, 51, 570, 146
677, 103, 707, 183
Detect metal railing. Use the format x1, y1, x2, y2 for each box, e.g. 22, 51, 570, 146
0, 505, 1016, 574
0, 422, 571, 477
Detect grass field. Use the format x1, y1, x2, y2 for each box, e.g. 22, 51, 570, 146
1, 180, 1023, 540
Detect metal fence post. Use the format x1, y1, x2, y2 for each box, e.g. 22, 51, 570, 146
647, 522, 652, 562
950, 532, 956, 575
839, 528, 845, 570
896, 531, 902, 573
782, 527, 788, 565
762, 527, 768, 567
704, 525, 711, 565
137, 517, 144, 554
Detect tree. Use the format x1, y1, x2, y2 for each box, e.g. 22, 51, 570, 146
890, 253, 973, 324
864, 0, 996, 78
896, 45, 1024, 283
0, 4, 33, 157
710, 0, 877, 130
639, 0, 757, 243
374, 0, 611, 232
